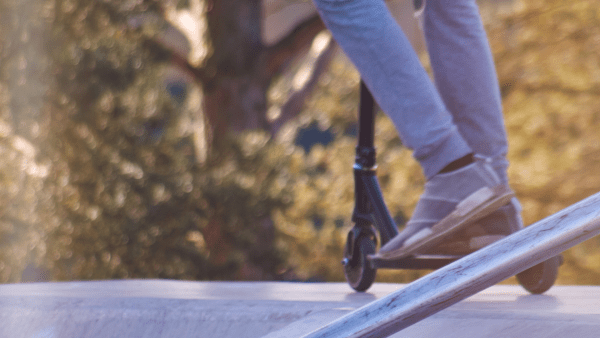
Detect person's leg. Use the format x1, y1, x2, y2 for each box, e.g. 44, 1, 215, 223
415, 0, 523, 255
312, 0, 514, 258
312, 0, 471, 179
422, 0, 509, 184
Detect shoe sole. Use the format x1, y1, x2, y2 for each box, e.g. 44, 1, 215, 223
419, 234, 508, 256
371, 185, 515, 260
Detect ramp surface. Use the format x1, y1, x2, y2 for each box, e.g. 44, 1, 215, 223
1, 280, 599, 337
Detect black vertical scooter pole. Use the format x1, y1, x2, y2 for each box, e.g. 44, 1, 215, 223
357, 80, 376, 164
353, 81, 399, 245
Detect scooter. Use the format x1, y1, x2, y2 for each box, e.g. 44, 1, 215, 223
342, 81, 563, 294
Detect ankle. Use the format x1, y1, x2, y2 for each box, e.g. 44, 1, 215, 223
438, 153, 474, 175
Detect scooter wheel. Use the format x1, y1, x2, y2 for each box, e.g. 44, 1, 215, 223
516, 255, 562, 294
344, 236, 377, 292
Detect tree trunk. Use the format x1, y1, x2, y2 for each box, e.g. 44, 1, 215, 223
202, 0, 327, 152
204, 0, 270, 149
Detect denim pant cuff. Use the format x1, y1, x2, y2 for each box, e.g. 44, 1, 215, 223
417, 128, 472, 180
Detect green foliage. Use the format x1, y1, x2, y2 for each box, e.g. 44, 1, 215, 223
0, 0, 291, 281
0, 98, 53, 282
41, 0, 293, 281
1, 0, 600, 286
483, 0, 600, 284
0, 0, 57, 282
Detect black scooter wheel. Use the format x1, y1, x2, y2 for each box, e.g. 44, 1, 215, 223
344, 236, 377, 292
516, 255, 562, 294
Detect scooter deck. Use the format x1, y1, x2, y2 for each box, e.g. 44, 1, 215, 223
369, 253, 564, 271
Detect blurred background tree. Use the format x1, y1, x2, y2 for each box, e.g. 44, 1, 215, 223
0, 0, 336, 282
40, 0, 339, 281
1, 0, 600, 285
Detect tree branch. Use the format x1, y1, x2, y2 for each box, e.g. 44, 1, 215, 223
141, 34, 210, 85
128, 12, 210, 85
264, 14, 326, 80
270, 39, 337, 134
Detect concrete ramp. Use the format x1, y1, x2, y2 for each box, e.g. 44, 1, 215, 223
1, 280, 599, 337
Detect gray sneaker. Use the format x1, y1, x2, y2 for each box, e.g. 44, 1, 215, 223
374, 158, 514, 260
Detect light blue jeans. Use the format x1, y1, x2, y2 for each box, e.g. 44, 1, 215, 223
312, 0, 509, 183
